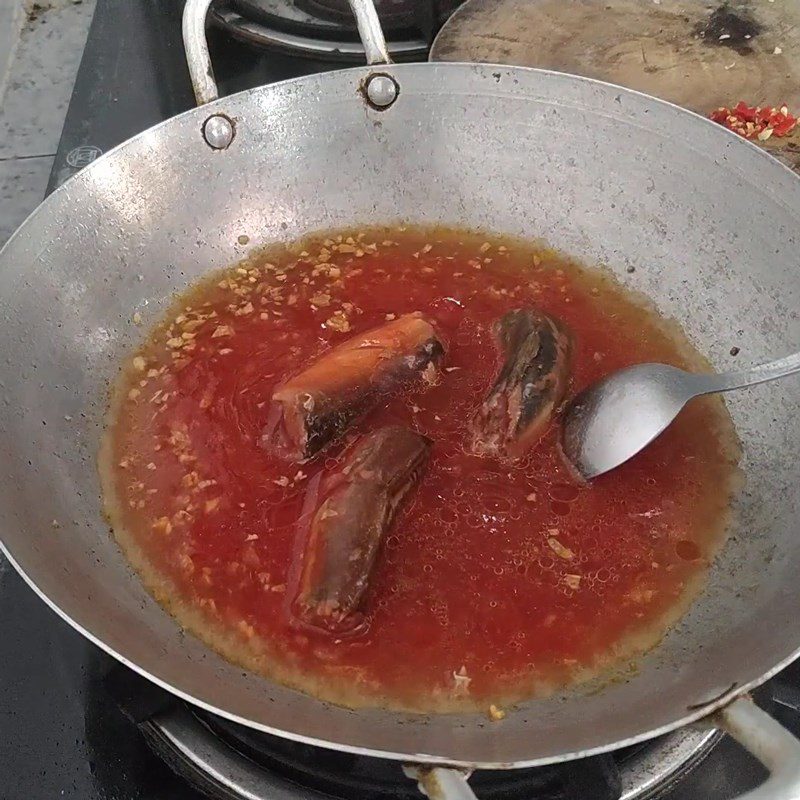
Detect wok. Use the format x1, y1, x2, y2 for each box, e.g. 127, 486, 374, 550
0, 1, 799, 797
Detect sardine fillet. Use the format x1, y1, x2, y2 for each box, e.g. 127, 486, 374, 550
267, 312, 444, 461
294, 426, 431, 633
469, 309, 573, 459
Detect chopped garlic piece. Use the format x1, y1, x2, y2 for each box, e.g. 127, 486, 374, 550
563, 574, 582, 590
452, 665, 472, 695
547, 537, 575, 560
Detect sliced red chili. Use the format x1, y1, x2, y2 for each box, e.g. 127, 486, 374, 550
733, 101, 759, 123
709, 101, 797, 139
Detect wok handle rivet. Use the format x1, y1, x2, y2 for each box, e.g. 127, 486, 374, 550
202, 114, 235, 150
365, 74, 399, 109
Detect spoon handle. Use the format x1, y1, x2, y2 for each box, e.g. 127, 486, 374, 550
692, 351, 800, 395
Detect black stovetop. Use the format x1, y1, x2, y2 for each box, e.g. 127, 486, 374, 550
2, 1, 798, 798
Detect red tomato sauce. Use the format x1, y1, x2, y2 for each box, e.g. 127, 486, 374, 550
101, 227, 739, 713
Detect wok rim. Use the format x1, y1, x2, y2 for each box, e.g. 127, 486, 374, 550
1, 60, 800, 768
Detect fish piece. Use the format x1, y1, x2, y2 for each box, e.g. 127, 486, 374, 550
293, 425, 431, 634
266, 312, 445, 461
469, 308, 573, 459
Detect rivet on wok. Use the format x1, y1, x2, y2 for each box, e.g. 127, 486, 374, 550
202, 114, 235, 150
365, 74, 399, 109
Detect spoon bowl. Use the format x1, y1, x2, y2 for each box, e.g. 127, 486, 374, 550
562, 352, 800, 480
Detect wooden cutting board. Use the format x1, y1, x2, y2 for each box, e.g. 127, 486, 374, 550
431, 0, 800, 170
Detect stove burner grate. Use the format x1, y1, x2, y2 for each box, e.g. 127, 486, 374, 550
139, 703, 719, 800
211, 0, 463, 60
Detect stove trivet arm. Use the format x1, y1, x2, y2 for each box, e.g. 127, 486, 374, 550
711, 695, 800, 800
404, 765, 478, 800
183, 0, 219, 106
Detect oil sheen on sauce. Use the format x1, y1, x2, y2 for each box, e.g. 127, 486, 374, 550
100, 227, 740, 713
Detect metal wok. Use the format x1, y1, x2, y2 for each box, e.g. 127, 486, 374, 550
0, 1, 799, 797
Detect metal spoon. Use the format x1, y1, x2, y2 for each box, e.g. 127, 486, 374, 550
562, 352, 800, 480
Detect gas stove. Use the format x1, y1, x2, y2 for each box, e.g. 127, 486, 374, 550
2, 1, 798, 798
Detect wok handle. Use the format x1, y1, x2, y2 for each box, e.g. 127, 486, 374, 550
348, 0, 391, 66
182, 0, 219, 106
181, 0, 391, 107
712, 695, 800, 800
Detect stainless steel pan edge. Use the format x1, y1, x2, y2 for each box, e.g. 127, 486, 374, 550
1, 0, 800, 793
